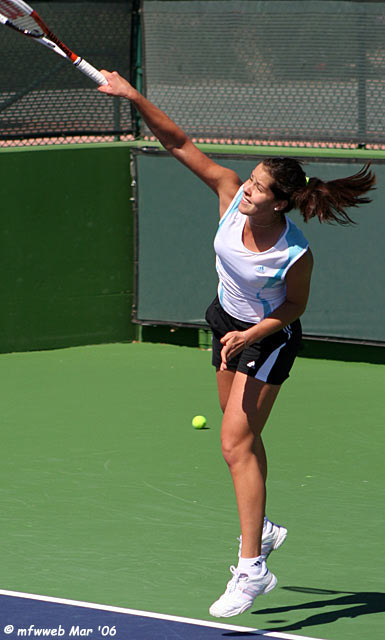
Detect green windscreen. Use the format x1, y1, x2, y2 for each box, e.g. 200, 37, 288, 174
142, 0, 385, 147
0, 144, 134, 353
134, 150, 385, 344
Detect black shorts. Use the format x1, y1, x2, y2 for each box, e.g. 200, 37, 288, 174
205, 296, 302, 385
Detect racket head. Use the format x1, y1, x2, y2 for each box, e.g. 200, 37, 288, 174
0, 0, 46, 37
0, 0, 108, 85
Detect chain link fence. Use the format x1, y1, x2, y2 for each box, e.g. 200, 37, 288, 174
1, 0, 384, 148
142, 0, 385, 149
0, 0, 135, 146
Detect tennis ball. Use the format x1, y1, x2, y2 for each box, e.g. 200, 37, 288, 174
192, 415, 207, 429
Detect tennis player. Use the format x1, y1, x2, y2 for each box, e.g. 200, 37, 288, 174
98, 71, 375, 618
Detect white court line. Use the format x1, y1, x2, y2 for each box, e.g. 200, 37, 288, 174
0, 589, 327, 640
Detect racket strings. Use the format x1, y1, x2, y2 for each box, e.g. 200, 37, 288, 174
6, 14, 42, 35
0, 0, 43, 33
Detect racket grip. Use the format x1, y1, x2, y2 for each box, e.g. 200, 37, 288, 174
75, 58, 108, 85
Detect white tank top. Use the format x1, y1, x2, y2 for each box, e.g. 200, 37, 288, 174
214, 185, 309, 323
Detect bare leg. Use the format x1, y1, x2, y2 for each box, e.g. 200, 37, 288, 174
216, 369, 268, 502
219, 371, 280, 558
216, 368, 235, 414
253, 436, 267, 484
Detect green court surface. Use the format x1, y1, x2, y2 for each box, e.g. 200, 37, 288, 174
0, 342, 384, 640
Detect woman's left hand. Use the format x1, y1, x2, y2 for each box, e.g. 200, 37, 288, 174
220, 331, 247, 371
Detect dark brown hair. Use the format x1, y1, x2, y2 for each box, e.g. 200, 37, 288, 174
262, 157, 376, 225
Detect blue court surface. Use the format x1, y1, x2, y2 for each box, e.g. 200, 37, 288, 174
0, 591, 325, 640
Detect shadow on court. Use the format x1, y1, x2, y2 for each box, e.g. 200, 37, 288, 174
247, 586, 385, 634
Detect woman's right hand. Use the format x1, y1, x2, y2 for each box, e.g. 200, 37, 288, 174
97, 71, 137, 100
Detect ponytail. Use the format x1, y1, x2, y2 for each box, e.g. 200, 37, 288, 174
262, 158, 376, 226
293, 163, 376, 225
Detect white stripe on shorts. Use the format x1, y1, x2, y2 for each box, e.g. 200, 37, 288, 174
254, 342, 286, 382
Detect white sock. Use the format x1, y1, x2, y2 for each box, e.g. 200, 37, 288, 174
237, 555, 264, 575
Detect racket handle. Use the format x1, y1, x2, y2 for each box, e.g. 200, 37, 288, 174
75, 58, 108, 85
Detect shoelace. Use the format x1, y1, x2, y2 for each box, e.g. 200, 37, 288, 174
225, 566, 249, 594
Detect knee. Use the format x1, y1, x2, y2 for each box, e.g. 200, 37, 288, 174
221, 431, 254, 468
221, 439, 237, 468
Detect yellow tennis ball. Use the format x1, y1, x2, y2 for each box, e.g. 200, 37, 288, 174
192, 415, 207, 429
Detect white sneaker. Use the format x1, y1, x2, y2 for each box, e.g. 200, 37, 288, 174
238, 518, 287, 560
209, 560, 277, 618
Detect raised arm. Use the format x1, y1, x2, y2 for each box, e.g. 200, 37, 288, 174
98, 71, 241, 214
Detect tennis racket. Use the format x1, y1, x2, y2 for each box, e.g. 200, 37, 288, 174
0, 0, 107, 85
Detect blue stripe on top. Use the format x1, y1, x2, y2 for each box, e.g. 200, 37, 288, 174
214, 197, 309, 323
218, 185, 244, 228
252, 219, 309, 318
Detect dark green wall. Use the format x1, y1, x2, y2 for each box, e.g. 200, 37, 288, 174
2, 142, 384, 354
0, 144, 135, 353
134, 149, 385, 344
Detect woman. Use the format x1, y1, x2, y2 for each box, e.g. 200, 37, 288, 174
98, 71, 375, 618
